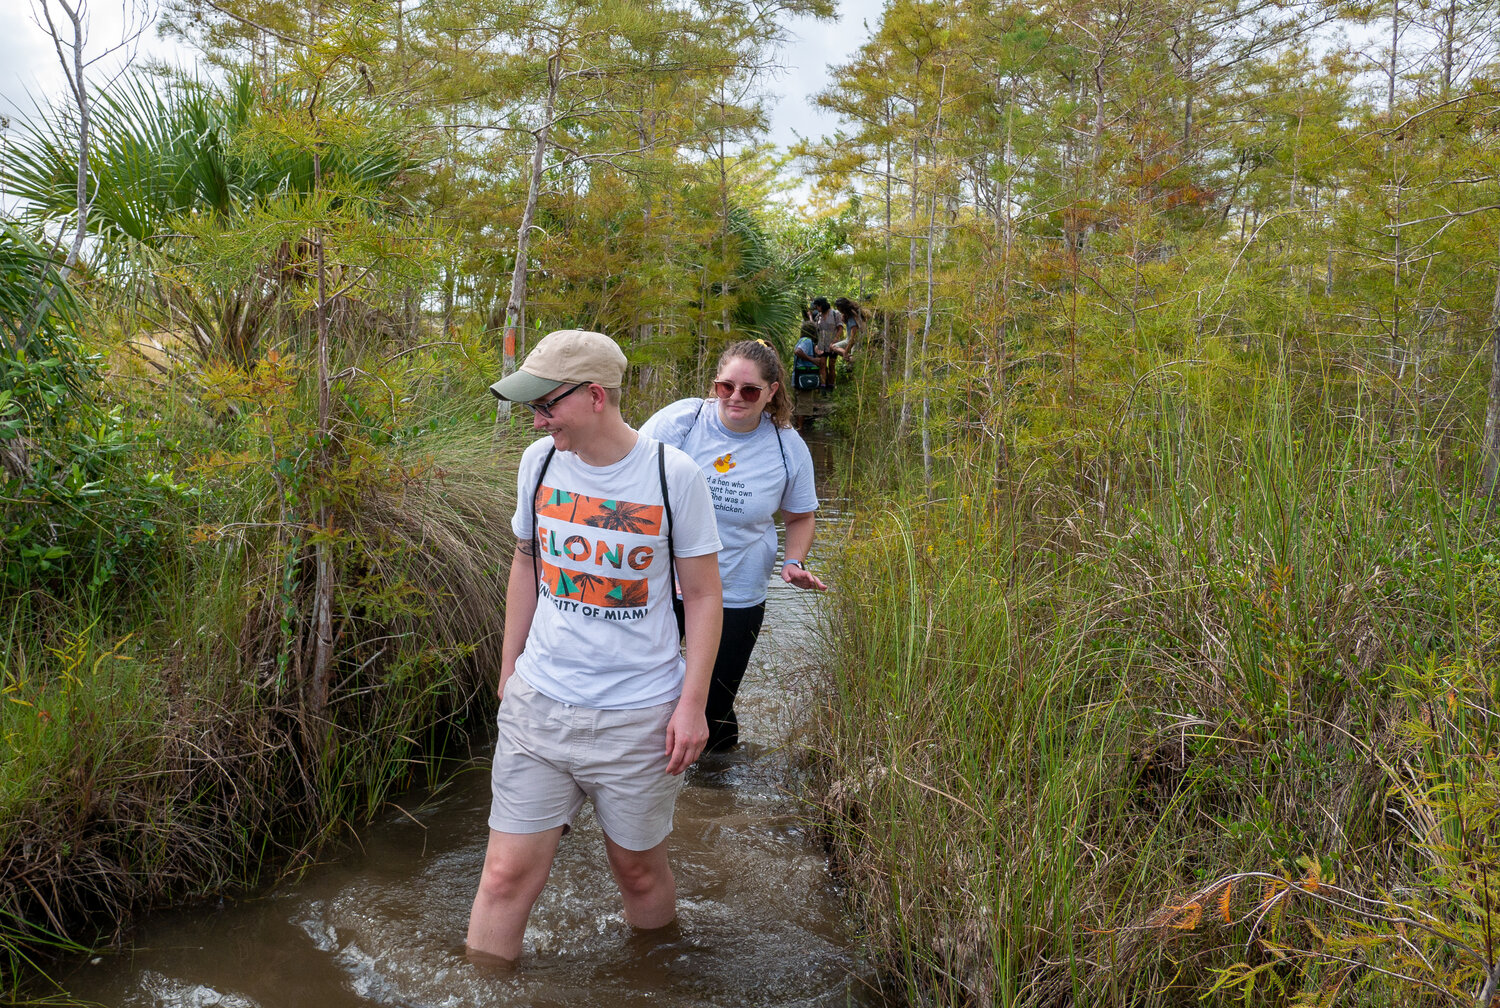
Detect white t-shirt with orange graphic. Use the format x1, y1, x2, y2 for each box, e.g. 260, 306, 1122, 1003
510, 434, 721, 710
640, 398, 819, 607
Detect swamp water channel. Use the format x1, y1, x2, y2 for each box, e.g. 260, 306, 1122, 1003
44, 433, 888, 1008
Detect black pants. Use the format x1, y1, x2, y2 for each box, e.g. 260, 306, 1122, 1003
673, 599, 767, 752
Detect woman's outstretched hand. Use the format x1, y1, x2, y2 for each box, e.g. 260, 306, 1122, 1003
782, 562, 828, 591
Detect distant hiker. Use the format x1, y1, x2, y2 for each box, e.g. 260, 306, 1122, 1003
809, 296, 844, 391
468, 329, 723, 963
833, 297, 863, 363
792, 321, 823, 393
641, 339, 827, 753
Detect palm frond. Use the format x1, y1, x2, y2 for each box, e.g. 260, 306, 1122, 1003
726, 205, 805, 353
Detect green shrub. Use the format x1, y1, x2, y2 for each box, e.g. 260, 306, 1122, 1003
0, 224, 191, 595
816, 376, 1497, 1006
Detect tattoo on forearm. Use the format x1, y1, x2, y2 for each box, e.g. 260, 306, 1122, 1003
517, 538, 537, 557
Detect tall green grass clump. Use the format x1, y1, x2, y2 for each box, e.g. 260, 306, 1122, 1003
816, 373, 1500, 1005
2, 297, 520, 996
2, 224, 206, 993
817, 494, 1134, 1005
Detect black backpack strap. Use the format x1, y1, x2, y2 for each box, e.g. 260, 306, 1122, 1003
658, 441, 675, 574
530, 446, 556, 594
772, 424, 789, 482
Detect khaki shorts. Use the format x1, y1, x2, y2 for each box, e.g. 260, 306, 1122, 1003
488, 675, 684, 851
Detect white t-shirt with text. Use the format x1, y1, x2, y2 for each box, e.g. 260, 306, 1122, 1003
641, 398, 819, 607
509, 434, 721, 709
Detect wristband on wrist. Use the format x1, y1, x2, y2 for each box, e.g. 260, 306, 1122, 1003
783, 559, 804, 569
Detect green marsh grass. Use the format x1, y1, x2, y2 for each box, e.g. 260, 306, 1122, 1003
1, 342, 521, 996
816, 374, 1498, 1005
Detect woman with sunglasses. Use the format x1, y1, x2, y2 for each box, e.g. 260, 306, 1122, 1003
640, 339, 828, 753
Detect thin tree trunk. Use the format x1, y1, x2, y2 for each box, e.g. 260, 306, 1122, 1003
21, 0, 92, 348
306, 11, 332, 728
1092, 60, 1106, 176
1442, 0, 1456, 96
697, 263, 709, 383
637, 98, 654, 365
1380, 0, 1399, 406
57, 0, 89, 273
1390, 136, 1403, 424
1181, 13, 1195, 152
882, 98, 894, 383
918, 64, 946, 488
1389, 0, 1399, 118
1289, 113, 1302, 209
996, 100, 1014, 486
309, 146, 335, 724
717, 83, 732, 345
1482, 234, 1500, 495
899, 128, 919, 438
1382, 9, 1401, 417
35, 0, 93, 273
441, 266, 455, 334
496, 48, 562, 424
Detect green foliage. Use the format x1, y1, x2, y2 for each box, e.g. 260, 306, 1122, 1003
4, 72, 407, 263
2, 69, 423, 370
176, 318, 514, 832
0, 224, 92, 406
1176, 571, 1500, 1006
819, 489, 1119, 1005
0, 10, 494, 973
722, 204, 811, 352
0, 331, 514, 991
0, 395, 189, 594
819, 370, 1498, 1005
10, 0, 1500, 999
0, 225, 189, 593
806, 0, 1500, 482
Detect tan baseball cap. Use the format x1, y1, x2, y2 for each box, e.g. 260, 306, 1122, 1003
489, 329, 628, 402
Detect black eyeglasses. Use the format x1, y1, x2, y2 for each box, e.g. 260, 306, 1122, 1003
523, 382, 588, 418
713, 379, 766, 400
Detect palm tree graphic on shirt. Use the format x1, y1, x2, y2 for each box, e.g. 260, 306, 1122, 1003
535, 485, 661, 609
568, 570, 611, 597
538, 487, 661, 536
592, 499, 658, 535
615, 578, 649, 608
541, 564, 646, 608
551, 567, 582, 598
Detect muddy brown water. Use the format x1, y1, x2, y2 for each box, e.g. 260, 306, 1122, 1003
45, 432, 887, 1008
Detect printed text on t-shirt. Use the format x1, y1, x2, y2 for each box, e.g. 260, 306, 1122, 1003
533, 483, 663, 611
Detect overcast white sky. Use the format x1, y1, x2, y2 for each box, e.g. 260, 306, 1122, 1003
0, 0, 882, 148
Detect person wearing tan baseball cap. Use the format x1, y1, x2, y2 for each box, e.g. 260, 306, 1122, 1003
468, 327, 724, 965
489, 328, 628, 404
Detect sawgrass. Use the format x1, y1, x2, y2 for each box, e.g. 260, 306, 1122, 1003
815, 373, 1496, 1005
